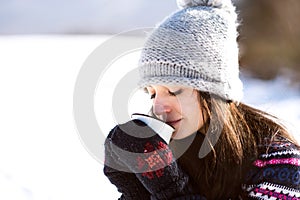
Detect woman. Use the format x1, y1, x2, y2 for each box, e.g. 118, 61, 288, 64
103, 0, 300, 199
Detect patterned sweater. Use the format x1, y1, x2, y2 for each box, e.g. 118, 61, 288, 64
104, 132, 300, 200
241, 137, 300, 199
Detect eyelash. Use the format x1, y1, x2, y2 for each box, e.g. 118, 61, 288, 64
150, 90, 181, 99
150, 94, 155, 99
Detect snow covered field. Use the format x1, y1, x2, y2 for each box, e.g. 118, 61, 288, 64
0, 35, 299, 200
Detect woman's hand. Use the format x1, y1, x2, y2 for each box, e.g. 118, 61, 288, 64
107, 120, 192, 199
103, 129, 151, 200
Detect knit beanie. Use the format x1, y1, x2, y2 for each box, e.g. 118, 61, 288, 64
138, 0, 243, 102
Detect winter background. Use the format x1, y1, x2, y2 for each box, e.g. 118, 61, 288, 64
0, 0, 299, 199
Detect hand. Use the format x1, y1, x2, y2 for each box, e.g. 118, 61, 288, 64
108, 120, 191, 199
103, 130, 151, 200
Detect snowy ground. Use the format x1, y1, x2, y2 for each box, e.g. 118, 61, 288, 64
0, 35, 299, 200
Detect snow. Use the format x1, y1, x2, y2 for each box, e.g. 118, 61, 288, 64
0, 35, 299, 199
241, 74, 300, 141
0, 0, 178, 34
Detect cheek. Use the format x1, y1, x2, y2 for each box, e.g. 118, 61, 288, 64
185, 99, 202, 126
190, 107, 202, 126
170, 98, 183, 113
176, 93, 201, 118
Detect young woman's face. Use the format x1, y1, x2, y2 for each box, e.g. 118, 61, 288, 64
146, 85, 204, 140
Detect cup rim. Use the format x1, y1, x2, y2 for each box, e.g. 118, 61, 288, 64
131, 113, 175, 130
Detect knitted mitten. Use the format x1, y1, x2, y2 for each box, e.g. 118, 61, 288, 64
104, 130, 151, 199
107, 120, 191, 200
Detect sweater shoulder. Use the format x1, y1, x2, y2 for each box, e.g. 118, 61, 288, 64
256, 134, 300, 158
242, 135, 300, 199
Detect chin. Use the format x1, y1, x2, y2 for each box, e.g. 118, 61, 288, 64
171, 130, 180, 140
171, 129, 197, 140
171, 131, 186, 140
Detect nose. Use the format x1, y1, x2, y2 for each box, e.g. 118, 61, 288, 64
152, 96, 172, 118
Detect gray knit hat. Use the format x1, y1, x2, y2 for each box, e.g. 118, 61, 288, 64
138, 0, 243, 102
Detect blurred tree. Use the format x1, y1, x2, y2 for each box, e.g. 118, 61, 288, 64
237, 0, 300, 80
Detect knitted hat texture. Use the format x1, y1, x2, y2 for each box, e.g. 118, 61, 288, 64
138, 0, 243, 102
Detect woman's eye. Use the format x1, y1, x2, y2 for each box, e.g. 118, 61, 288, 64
169, 91, 176, 96
169, 89, 182, 96
149, 89, 182, 99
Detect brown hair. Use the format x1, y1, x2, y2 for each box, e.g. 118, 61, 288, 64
176, 91, 298, 199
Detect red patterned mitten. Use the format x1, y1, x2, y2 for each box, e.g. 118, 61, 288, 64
104, 129, 151, 199
107, 120, 191, 199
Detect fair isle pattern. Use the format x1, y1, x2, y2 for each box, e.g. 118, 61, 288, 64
260, 150, 300, 159
243, 139, 300, 199
254, 158, 300, 168
243, 182, 300, 200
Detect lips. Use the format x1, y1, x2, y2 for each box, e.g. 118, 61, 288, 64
166, 119, 182, 127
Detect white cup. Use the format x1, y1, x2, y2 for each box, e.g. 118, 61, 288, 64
131, 113, 175, 144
